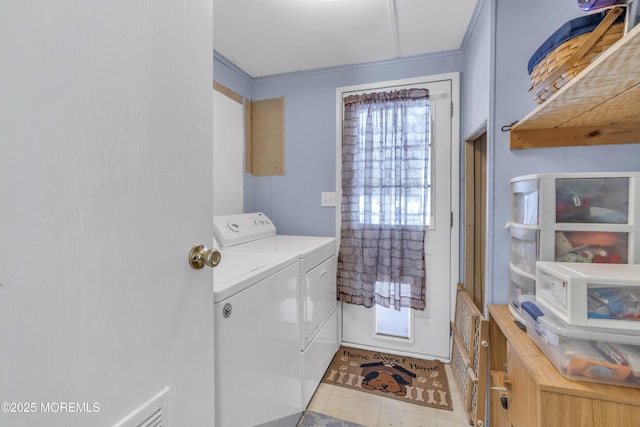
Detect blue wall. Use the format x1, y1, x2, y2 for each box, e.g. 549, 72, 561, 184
213, 53, 253, 99
214, 0, 640, 305
461, 0, 491, 138
246, 54, 461, 236
485, 0, 640, 305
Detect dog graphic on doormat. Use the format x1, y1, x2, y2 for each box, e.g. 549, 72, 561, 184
360, 361, 415, 396
322, 346, 452, 410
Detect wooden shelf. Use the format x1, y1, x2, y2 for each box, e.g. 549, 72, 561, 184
510, 23, 640, 149
488, 305, 640, 426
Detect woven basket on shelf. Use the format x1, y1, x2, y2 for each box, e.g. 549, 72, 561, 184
529, 7, 625, 104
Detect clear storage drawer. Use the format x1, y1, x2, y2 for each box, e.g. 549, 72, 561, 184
536, 262, 640, 330
509, 268, 535, 320
512, 178, 539, 225
511, 173, 638, 229
510, 226, 539, 276
554, 230, 629, 264
522, 295, 640, 388
556, 177, 630, 224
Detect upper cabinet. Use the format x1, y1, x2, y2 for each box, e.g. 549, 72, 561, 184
510, 23, 640, 149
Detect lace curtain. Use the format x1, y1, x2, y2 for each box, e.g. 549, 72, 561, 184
337, 88, 430, 311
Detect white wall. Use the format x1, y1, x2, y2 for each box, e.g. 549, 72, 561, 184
213, 89, 244, 215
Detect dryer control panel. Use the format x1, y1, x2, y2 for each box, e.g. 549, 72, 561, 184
213, 212, 277, 247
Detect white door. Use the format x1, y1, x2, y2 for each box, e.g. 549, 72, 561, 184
339, 75, 459, 361
0, 2, 214, 427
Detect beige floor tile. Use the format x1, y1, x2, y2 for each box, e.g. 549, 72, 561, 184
305, 387, 332, 414
322, 389, 382, 426
377, 396, 439, 427
314, 382, 336, 395
306, 363, 472, 427
436, 419, 470, 427
435, 411, 470, 425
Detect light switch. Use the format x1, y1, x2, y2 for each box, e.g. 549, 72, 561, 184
321, 192, 336, 207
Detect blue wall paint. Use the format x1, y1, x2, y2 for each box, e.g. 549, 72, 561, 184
459, 0, 492, 291
486, 0, 640, 305
246, 54, 461, 236
213, 0, 640, 305
461, 0, 491, 138
213, 53, 253, 99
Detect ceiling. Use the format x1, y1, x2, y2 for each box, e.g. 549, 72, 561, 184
213, 0, 479, 78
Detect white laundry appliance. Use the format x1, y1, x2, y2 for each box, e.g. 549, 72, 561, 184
213, 241, 301, 427
213, 212, 339, 408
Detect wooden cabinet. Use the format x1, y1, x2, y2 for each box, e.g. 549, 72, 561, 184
488, 305, 640, 427
490, 370, 511, 427
510, 24, 640, 149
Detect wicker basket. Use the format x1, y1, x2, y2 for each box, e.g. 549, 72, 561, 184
529, 7, 625, 104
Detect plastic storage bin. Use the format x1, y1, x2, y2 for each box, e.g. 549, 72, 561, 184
555, 176, 630, 224
536, 262, 640, 330
509, 225, 540, 276
510, 173, 637, 228
512, 178, 539, 225
509, 172, 640, 280
510, 226, 630, 277
521, 295, 640, 388
553, 230, 629, 264
509, 269, 536, 323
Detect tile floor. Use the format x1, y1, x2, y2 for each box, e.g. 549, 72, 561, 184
305, 365, 471, 427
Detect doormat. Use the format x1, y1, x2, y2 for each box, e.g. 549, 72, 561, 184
322, 346, 452, 411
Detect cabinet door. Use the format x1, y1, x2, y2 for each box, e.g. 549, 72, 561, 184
507, 344, 539, 427
490, 371, 511, 427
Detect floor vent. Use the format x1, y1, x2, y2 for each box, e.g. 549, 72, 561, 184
114, 387, 170, 427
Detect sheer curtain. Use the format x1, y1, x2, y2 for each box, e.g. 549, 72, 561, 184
337, 88, 430, 311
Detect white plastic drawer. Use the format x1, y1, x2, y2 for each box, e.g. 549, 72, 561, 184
510, 226, 539, 276
536, 262, 640, 330
555, 177, 630, 224
554, 230, 628, 264
509, 268, 535, 315
511, 178, 539, 225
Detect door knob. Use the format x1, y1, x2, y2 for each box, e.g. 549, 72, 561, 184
189, 244, 221, 269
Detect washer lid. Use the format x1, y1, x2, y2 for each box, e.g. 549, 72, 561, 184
213, 250, 295, 303
232, 235, 336, 258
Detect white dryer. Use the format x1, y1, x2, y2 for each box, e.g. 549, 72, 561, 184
213, 244, 301, 427
213, 212, 338, 408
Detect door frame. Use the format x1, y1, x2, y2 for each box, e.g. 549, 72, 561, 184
464, 122, 488, 311
333, 72, 460, 360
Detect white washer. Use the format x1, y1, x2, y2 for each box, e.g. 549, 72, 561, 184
213, 244, 301, 427
213, 212, 339, 408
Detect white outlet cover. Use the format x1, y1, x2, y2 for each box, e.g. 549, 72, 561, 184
321, 192, 336, 207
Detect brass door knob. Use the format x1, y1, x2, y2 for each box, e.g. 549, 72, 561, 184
189, 244, 221, 269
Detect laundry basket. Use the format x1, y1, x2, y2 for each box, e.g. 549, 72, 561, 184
528, 7, 625, 104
